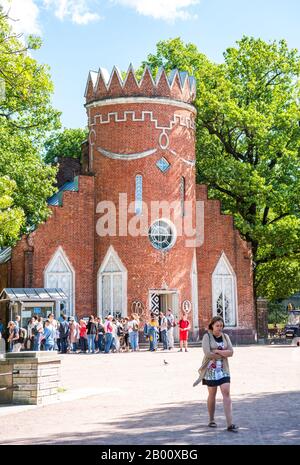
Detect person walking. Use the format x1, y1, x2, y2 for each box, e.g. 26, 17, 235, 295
178, 313, 190, 352
193, 316, 238, 432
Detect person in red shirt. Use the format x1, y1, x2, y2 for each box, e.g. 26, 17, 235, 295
178, 313, 190, 352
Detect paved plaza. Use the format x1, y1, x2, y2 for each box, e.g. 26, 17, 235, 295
1, 345, 300, 445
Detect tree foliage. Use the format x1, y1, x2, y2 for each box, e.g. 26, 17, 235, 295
44, 128, 88, 164
0, 175, 24, 247
0, 9, 60, 137
0, 9, 60, 245
143, 37, 300, 300
267, 302, 288, 325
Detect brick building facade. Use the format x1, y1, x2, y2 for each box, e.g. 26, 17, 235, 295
1, 66, 256, 343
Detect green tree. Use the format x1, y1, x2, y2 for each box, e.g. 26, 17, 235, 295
0, 176, 24, 247
143, 37, 300, 301
0, 9, 60, 244
267, 302, 287, 325
0, 10, 60, 137
0, 128, 57, 234
44, 128, 88, 164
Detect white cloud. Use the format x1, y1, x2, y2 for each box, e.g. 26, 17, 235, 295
0, 0, 198, 37
112, 0, 199, 21
0, 0, 41, 34
43, 0, 101, 25
0, 0, 101, 34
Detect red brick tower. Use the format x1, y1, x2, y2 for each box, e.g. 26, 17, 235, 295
85, 65, 199, 330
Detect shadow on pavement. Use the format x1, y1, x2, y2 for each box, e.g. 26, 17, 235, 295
2, 391, 300, 445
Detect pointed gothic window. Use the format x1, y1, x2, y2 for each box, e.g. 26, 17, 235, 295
212, 253, 237, 326
98, 246, 127, 318
45, 247, 74, 316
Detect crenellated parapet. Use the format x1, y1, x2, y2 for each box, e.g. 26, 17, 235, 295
84, 65, 196, 104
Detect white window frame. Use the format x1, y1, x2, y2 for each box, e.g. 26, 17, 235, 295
135, 174, 143, 215
212, 252, 238, 327
148, 218, 177, 251
44, 246, 75, 316
97, 245, 127, 318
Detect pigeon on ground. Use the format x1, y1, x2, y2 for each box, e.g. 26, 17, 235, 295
163, 360, 169, 365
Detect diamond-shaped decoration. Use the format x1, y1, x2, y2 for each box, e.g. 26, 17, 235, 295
156, 157, 170, 173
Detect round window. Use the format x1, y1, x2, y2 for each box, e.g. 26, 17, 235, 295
148, 220, 176, 250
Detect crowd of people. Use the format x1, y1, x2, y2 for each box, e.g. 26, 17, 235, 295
0, 308, 191, 354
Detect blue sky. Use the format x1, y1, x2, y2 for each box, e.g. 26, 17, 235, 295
2, 0, 300, 128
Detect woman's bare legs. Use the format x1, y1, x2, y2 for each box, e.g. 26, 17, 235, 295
207, 386, 217, 422
220, 383, 232, 427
